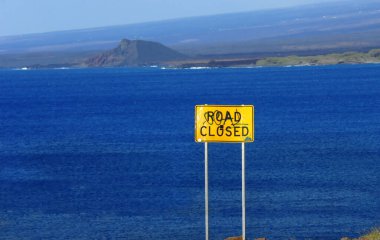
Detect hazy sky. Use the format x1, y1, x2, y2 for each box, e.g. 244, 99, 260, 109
0, 0, 345, 37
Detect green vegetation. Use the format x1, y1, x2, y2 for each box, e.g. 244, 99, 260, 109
256, 49, 380, 67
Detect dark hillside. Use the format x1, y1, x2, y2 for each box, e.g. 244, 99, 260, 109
85, 39, 188, 67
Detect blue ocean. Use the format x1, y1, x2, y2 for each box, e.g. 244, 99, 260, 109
0, 65, 379, 239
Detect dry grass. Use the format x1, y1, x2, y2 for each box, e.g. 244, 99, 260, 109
355, 228, 380, 240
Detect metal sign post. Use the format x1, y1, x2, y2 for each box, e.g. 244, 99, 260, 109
205, 142, 209, 240
242, 142, 246, 240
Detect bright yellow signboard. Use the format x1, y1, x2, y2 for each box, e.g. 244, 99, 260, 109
195, 105, 254, 143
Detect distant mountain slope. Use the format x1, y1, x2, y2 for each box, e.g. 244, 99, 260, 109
0, 0, 380, 56
84, 39, 187, 67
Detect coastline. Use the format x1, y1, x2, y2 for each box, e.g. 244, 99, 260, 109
164, 49, 380, 69
3, 48, 380, 70
5, 59, 380, 71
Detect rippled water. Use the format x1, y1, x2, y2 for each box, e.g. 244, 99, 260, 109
0, 65, 379, 239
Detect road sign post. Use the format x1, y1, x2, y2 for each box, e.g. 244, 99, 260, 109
205, 142, 209, 240
242, 142, 246, 240
195, 105, 254, 240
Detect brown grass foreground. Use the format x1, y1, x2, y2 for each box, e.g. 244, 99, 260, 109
349, 228, 380, 240
224, 228, 380, 240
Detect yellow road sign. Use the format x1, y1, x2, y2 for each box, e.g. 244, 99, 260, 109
195, 105, 254, 143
